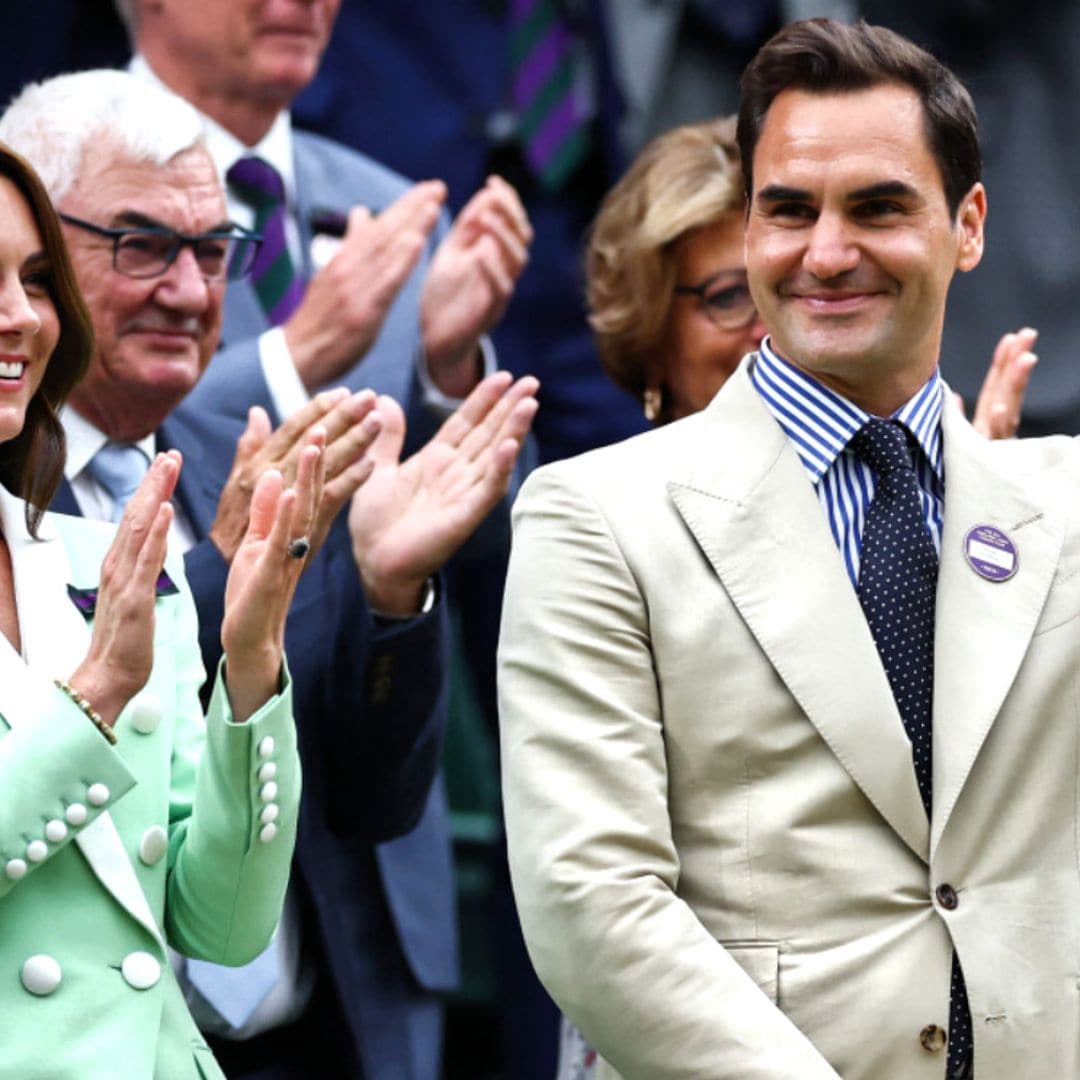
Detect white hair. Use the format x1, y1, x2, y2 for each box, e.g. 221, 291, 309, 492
0, 69, 206, 203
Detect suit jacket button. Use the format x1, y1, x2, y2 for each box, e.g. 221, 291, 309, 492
920, 1024, 948, 1052
258, 762, 277, 782
45, 819, 68, 843
259, 822, 279, 844
259, 803, 279, 825
139, 825, 168, 866
22, 954, 62, 996
25, 840, 48, 863
65, 803, 88, 827
257, 736, 275, 758
121, 951, 161, 990
128, 693, 161, 735
259, 781, 279, 803
935, 884, 959, 910
87, 783, 110, 807
5, 858, 27, 880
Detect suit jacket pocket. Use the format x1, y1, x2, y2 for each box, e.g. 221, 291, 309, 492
721, 940, 779, 1004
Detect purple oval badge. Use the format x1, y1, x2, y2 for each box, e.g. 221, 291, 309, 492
963, 524, 1018, 582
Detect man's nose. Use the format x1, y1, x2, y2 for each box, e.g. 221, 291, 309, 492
802, 211, 860, 280
155, 246, 211, 311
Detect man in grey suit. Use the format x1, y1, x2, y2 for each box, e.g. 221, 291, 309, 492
501, 18, 1080, 1078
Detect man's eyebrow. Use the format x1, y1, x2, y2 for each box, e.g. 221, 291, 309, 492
755, 184, 811, 204
848, 180, 919, 202
109, 210, 236, 233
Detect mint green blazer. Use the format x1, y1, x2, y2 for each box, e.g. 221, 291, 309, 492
0, 485, 300, 1079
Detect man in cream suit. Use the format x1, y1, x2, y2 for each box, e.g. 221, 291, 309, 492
500, 19, 1080, 1079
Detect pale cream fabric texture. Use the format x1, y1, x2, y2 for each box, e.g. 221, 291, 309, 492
499, 361, 1080, 1079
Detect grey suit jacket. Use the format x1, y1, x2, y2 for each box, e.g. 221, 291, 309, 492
177, 128, 460, 1035
499, 359, 1080, 1078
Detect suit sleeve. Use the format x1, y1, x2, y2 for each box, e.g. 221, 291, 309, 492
498, 467, 840, 1079
158, 549, 301, 966
292, 518, 449, 842
0, 677, 138, 900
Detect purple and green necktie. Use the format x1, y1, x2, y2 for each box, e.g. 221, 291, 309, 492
510, 0, 592, 191
226, 156, 306, 326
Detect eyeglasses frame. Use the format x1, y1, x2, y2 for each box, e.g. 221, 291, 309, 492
58, 212, 263, 282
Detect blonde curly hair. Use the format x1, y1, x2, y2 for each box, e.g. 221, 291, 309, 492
585, 117, 743, 417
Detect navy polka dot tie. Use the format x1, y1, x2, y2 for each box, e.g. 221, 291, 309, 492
851, 420, 972, 1077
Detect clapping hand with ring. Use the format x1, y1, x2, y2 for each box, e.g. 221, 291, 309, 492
219, 436, 326, 722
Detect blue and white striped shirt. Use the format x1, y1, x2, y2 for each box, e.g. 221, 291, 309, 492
750, 338, 945, 589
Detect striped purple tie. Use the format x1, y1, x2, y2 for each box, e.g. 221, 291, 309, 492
510, 0, 592, 191
226, 157, 306, 326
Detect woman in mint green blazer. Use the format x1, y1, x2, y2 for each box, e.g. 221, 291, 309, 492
0, 145, 317, 1079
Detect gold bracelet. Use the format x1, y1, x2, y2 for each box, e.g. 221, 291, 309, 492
54, 678, 117, 746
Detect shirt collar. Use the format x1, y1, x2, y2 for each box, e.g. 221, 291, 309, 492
61, 406, 157, 482
130, 54, 297, 210
751, 336, 944, 487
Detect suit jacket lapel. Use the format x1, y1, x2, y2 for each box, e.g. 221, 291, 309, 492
929, 400, 1063, 854
668, 367, 930, 861
159, 417, 224, 538
50, 477, 79, 517
0, 488, 165, 949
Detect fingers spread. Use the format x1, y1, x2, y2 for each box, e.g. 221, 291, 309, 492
435, 371, 515, 448
456, 375, 539, 462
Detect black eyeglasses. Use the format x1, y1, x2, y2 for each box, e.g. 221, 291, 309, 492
674, 274, 758, 331
59, 213, 263, 282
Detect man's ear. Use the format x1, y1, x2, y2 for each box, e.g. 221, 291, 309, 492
955, 182, 986, 274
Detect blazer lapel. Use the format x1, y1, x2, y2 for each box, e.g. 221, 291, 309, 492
929, 400, 1063, 854
50, 477, 80, 517
160, 417, 224, 538
667, 367, 930, 861
0, 489, 165, 949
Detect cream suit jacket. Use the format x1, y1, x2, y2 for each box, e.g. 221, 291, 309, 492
499, 360, 1080, 1079
0, 486, 300, 1079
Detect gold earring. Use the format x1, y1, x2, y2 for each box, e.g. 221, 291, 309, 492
643, 386, 662, 423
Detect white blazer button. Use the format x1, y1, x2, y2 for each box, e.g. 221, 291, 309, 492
257, 762, 278, 782
45, 820, 68, 843
257, 736, 275, 758
121, 951, 161, 990
259, 781, 278, 803
25, 840, 48, 863
65, 803, 88, 827
128, 693, 161, 735
259, 804, 279, 825
258, 823, 279, 844
87, 783, 110, 807
22, 954, 62, 995
5, 858, 27, 880
139, 825, 168, 866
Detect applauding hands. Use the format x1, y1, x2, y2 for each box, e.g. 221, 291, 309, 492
349, 371, 539, 616
72, 443, 328, 727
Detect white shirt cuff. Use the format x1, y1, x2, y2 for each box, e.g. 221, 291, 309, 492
258, 327, 311, 420
416, 335, 497, 416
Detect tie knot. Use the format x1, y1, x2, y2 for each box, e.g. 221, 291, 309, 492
87, 442, 150, 522
227, 156, 285, 206
850, 420, 915, 478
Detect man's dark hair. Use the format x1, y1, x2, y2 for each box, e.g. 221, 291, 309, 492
737, 18, 981, 218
